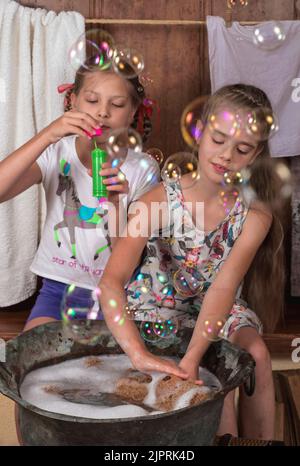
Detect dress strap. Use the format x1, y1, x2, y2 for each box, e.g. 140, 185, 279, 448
162, 179, 185, 236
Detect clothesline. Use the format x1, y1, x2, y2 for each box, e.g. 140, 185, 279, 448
85, 18, 260, 26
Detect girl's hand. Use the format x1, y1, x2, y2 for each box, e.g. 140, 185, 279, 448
179, 356, 203, 385
45, 110, 100, 144
131, 350, 188, 379
87, 162, 129, 204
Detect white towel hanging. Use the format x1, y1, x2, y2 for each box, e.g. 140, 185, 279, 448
0, 1, 85, 306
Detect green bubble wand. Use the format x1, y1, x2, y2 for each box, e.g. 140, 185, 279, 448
91, 138, 108, 203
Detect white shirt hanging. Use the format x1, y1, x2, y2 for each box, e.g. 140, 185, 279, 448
207, 15, 300, 157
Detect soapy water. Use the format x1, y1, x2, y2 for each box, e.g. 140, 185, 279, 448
20, 354, 221, 420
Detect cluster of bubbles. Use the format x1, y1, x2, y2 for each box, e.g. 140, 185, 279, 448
113, 300, 179, 345
69, 29, 144, 79
139, 318, 179, 344
181, 96, 279, 150
147, 147, 201, 191
219, 169, 245, 214
161, 152, 200, 189
61, 284, 102, 344
68, 28, 147, 167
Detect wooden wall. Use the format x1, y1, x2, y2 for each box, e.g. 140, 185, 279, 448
18, 0, 300, 157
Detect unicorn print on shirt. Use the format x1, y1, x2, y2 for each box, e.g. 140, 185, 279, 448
54, 159, 111, 260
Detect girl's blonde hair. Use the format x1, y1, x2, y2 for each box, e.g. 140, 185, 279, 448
64, 59, 152, 142
204, 84, 285, 332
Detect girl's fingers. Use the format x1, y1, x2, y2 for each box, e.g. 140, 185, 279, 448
153, 359, 188, 379
104, 173, 126, 185
101, 162, 112, 169
65, 116, 100, 135
167, 367, 189, 379
67, 111, 99, 128
66, 125, 92, 139
107, 184, 129, 192
100, 167, 121, 177
194, 379, 204, 385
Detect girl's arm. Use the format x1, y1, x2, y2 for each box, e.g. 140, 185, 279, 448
179, 203, 273, 379
0, 110, 100, 202
99, 185, 188, 378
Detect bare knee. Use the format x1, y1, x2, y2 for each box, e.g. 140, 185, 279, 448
23, 317, 57, 333
246, 339, 272, 372
231, 328, 271, 371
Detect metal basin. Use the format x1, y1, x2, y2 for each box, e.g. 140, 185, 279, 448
0, 321, 255, 446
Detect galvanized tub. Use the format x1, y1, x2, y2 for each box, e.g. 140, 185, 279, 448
0, 321, 255, 446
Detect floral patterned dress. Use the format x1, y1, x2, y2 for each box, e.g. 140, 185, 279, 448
126, 179, 263, 339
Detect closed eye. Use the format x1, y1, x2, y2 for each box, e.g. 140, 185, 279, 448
237, 147, 250, 155
212, 137, 225, 145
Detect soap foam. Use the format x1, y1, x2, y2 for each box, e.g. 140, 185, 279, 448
20, 354, 221, 420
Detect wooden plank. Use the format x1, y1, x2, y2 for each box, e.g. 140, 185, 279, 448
276, 370, 300, 445
0, 311, 29, 341
263, 333, 300, 356
274, 402, 285, 441
96, 1, 204, 157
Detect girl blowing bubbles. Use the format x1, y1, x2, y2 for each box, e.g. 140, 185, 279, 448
99, 84, 285, 440
0, 62, 159, 331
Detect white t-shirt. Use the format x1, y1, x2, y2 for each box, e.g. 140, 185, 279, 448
207, 15, 300, 157
30, 135, 160, 289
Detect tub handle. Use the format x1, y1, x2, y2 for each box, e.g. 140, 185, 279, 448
243, 370, 255, 396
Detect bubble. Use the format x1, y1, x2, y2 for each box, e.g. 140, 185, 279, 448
140, 316, 178, 344
61, 284, 101, 344
146, 148, 164, 165
138, 72, 154, 88
223, 170, 244, 186
208, 108, 241, 137
244, 107, 279, 141
112, 47, 144, 79
219, 169, 248, 214
253, 22, 286, 51
227, 0, 248, 7
68, 29, 115, 73
202, 318, 225, 342
274, 161, 293, 200
140, 321, 161, 344
123, 303, 142, 320
152, 317, 179, 338
173, 268, 204, 297
106, 127, 143, 165
181, 96, 209, 150
161, 152, 200, 188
